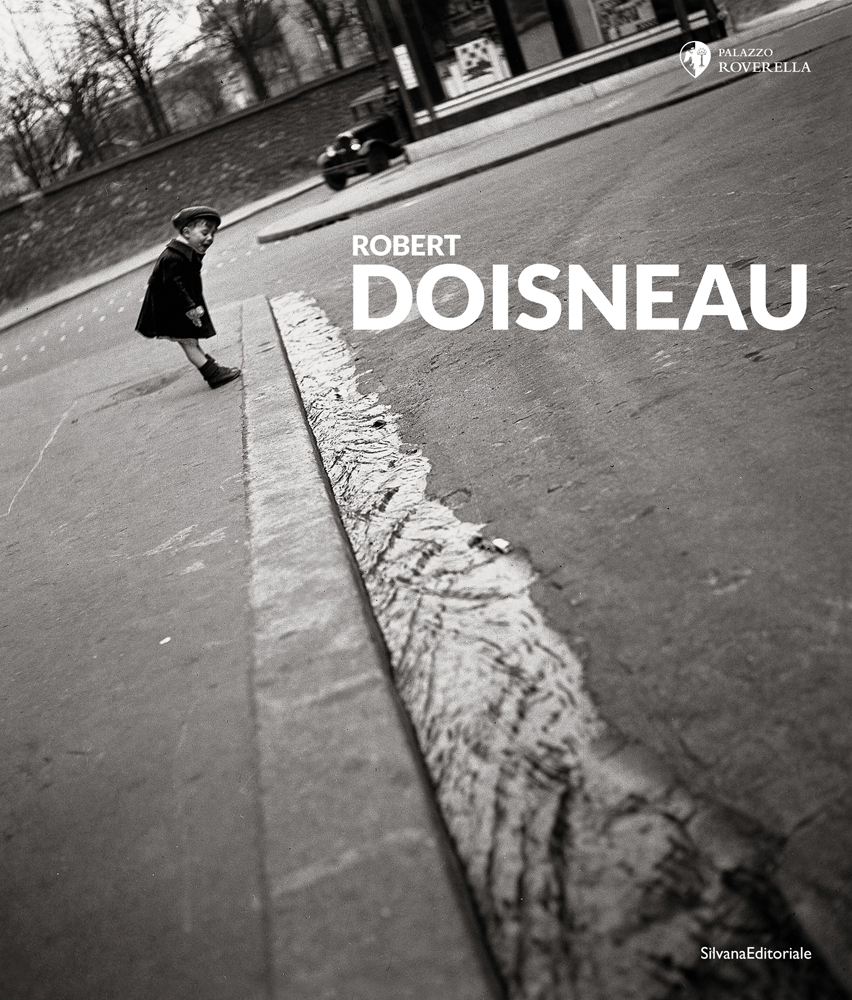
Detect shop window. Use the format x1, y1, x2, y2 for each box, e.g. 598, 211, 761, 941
503, 0, 563, 67
418, 0, 513, 98
591, 0, 658, 40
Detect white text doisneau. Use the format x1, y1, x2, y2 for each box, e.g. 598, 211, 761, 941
351, 238, 807, 333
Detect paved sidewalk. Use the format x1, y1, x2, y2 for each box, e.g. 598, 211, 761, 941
0, 293, 498, 998
1, 312, 266, 998
240, 296, 499, 999
257, 0, 851, 243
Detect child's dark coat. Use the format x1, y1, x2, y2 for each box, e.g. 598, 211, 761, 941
135, 239, 216, 339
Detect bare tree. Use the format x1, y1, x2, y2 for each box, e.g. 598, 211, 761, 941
72, 0, 173, 139
0, 5, 116, 189
197, 0, 289, 102
351, 0, 382, 65
11, 20, 115, 169
299, 0, 356, 71
0, 83, 56, 189
167, 59, 229, 121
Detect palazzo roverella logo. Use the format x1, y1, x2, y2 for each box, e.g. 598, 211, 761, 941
680, 40, 712, 77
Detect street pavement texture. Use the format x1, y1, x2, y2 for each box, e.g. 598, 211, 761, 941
0, 309, 269, 998
270, 290, 847, 1000
0, 294, 496, 997
253, 9, 850, 997
0, 4, 850, 999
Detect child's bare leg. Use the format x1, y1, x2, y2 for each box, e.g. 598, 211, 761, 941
175, 336, 240, 388
175, 338, 207, 368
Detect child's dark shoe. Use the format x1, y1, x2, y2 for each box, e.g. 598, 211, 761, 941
199, 357, 241, 388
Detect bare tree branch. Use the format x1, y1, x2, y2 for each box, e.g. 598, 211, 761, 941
197, 0, 289, 102
10, 15, 116, 168
298, 0, 364, 71
71, 0, 174, 138
0, 4, 119, 187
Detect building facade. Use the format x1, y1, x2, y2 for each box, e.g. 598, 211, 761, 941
370, 0, 724, 133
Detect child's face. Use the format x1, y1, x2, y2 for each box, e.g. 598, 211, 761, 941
181, 218, 218, 255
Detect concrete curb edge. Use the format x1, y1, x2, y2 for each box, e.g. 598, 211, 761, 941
239, 293, 503, 999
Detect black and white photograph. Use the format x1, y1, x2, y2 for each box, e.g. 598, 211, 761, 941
0, 0, 849, 996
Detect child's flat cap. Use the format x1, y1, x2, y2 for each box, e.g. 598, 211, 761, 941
172, 205, 221, 229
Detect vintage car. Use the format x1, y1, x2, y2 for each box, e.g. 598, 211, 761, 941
317, 86, 410, 191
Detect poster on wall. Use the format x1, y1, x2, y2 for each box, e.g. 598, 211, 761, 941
393, 43, 420, 89
593, 0, 660, 39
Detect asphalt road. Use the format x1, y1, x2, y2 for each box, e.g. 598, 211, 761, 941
0, 280, 265, 995
0, 251, 493, 996
247, 30, 851, 973
1, 21, 849, 995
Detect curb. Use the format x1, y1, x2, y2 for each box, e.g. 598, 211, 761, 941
0, 176, 324, 334
254, 69, 759, 243
263, 292, 852, 996
239, 294, 502, 999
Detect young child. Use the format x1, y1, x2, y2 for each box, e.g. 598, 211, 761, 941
136, 205, 241, 388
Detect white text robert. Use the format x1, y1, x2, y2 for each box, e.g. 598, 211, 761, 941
353, 234, 461, 256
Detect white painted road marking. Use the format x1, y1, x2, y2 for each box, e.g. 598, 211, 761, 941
1, 404, 76, 519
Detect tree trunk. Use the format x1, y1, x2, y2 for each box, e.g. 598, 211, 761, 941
66, 89, 104, 165
326, 34, 344, 70
354, 0, 382, 64
126, 58, 171, 138
10, 130, 44, 189
235, 45, 270, 102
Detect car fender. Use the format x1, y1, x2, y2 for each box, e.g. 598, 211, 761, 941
359, 137, 392, 158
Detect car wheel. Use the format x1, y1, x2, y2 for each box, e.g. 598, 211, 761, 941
367, 146, 390, 175
325, 173, 347, 191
